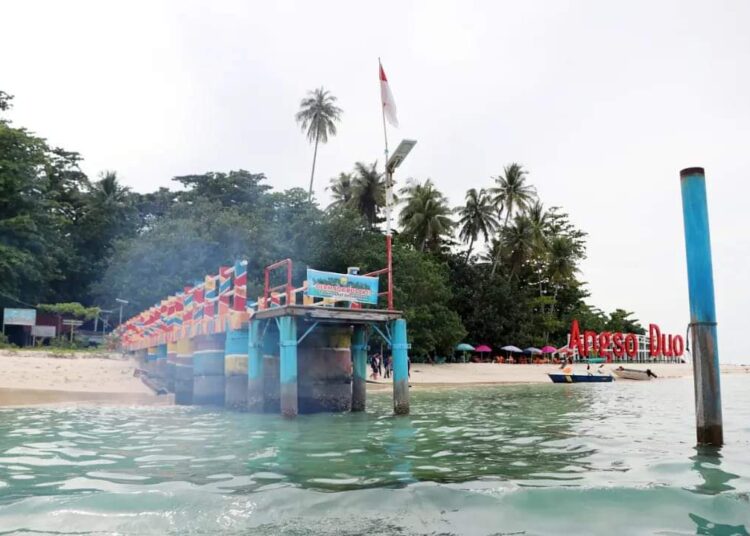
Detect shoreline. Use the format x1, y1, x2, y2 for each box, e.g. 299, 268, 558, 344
1, 349, 748, 406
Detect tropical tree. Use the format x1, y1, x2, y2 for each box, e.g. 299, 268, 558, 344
490, 163, 536, 225
327, 172, 353, 210
295, 88, 343, 200
490, 163, 536, 274
399, 179, 454, 253
349, 162, 385, 229
500, 215, 535, 277
456, 188, 499, 262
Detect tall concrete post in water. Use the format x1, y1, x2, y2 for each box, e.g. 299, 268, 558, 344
680, 167, 723, 446
351, 325, 368, 412
225, 328, 249, 410
155, 343, 167, 382
279, 316, 298, 418
247, 320, 264, 411
174, 338, 193, 405
192, 334, 226, 406
391, 319, 410, 415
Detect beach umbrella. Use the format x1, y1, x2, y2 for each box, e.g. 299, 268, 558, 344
500, 345, 522, 353
523, 347, 542, 355
540, 345, 557, 354
474, 344, 492, 362
455, 342, 475, 363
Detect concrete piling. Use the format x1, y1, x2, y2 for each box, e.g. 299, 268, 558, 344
247, 320, 264, 412
351, 326, 368, 412
225, 328, 249, 410
192, 333, 225, 406
166, 341, 177, 392
391, 319, 410, 415
174, 338, 193, 405
680, 167, 723, 446
278, 316, 298, 418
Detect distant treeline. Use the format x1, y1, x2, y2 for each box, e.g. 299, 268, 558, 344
0, 90, 644, 359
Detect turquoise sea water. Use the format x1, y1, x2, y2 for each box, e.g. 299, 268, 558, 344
0, 376, 749, 535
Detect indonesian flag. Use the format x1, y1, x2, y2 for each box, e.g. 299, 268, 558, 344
379, 61, 398, 128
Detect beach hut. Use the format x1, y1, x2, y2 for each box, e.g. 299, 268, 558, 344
455, 343, 475, 363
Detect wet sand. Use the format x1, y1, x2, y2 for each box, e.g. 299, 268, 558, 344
0, 349, 163, 406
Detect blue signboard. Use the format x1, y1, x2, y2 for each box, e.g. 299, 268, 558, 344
3, 308, 37, 326
306, 269, 379, 305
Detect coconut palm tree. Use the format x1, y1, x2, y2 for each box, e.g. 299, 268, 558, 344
295, 87, 343, 200
490, 163, 536, 226
490, 163, 536, 275
327, 172, 353, 210
456, 188, 499, 262
91, 171, 130, 207
349, 162, 385, 229
399, 179, 454, 252
500, 215, 535, 277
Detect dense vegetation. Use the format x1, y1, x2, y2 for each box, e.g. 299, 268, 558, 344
0, 90, 643, 359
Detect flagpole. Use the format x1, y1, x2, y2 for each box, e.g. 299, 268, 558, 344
379, 58, 394, 310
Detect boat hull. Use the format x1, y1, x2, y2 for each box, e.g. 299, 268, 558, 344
548, 373, 613, 383
613, 368, 653, 381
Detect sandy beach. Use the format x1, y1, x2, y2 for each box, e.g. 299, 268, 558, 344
0, 349, 166, 406
369, 362, 750, 388
2, 349, 748, 405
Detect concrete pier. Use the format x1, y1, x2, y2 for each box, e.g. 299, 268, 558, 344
192, 333, 225, 406
225, 328, 249, 410
680, 166, 723, 446
247, 320, 264, 412
278, 316, 298, 418
166, 341, 177, 392
351, 325, 368, 412
154, 344, 167, 381
146, 346, 157, 375
391, 319, 410, 415
174, 338, 193, 405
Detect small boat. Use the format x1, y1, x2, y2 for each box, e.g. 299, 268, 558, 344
613, 367, 657, 381
548, 373, 613, 383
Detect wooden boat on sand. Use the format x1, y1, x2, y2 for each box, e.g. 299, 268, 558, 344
613, 367, 657, 381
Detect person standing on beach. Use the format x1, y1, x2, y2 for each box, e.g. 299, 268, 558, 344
371, 353, 380, 380
383, 353, 391, 379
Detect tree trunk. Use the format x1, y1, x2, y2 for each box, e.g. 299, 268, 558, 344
490, 210, 512, 276
307, 132, 320, 201
465, 236, 475, 263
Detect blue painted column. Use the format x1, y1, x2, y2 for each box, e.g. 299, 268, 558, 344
391, 319, 410, 415
225, 328, 249, 410
174, 338, 193, 405
680, 167, 723, 446
192, 333, 225, 406
155, 344, 167, 380
146, 346, 157, 374
247, 320, 264, 412
352, 325, 368, 412
278, 316, 298, 418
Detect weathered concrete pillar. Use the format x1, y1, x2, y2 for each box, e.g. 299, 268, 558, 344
146, 346, 157, 375
391, 319, 409, 415
225, 327, 249, 410
192, 333, 225, 406
247, 320, 264, 412
174, 338, 193, 405
680, 166, 723, 446
155, 344, 167, 381
278, 316, 298, 418
166, 342, 177, 392
352, 325, 368, 412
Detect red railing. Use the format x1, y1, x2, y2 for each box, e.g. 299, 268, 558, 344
263, 258, 293, 307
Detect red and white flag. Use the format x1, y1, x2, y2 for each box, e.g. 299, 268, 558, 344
379, 61, 399, 128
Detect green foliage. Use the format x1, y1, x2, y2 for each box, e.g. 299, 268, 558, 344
37, 302, 100, 320
1, 87, 644, 357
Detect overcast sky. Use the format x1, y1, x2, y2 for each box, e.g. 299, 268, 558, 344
3, 0, 749, 362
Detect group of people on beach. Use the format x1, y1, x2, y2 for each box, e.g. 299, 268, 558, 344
370, 353, 391, 380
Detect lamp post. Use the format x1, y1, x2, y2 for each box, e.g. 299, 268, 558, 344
384, 139, 417, 310
115, 298, 128, 326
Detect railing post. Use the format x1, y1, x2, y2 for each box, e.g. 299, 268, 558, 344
680, 166, 723, 446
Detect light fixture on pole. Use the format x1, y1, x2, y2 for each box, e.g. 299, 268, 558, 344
115, 298, 128, 326
383, 139, 416, 310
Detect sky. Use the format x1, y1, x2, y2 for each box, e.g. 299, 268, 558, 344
3, 0, 749, 362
